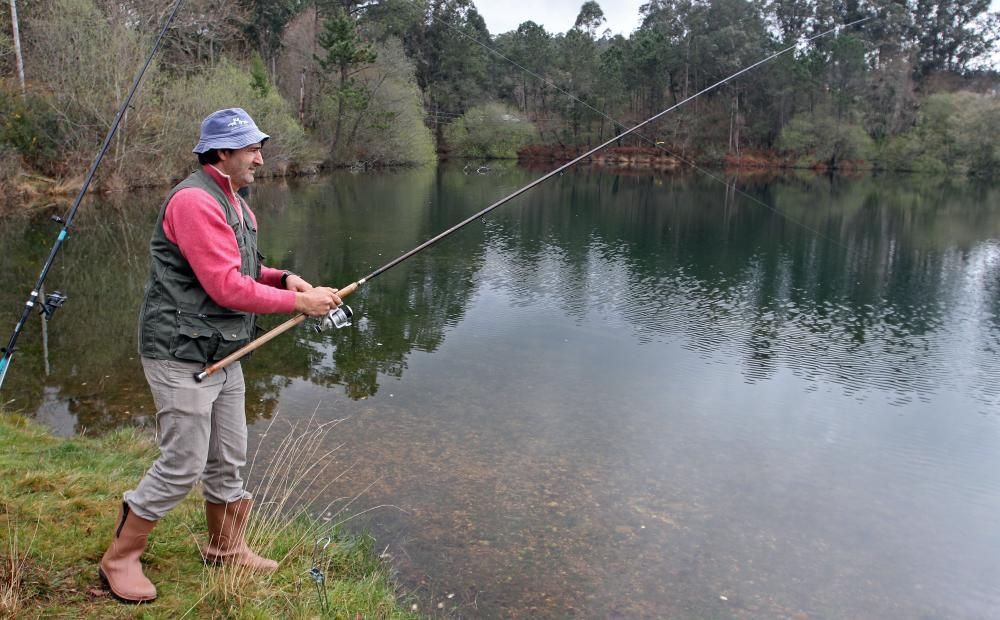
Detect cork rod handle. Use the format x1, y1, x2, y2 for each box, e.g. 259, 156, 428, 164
194, 281, 360, 382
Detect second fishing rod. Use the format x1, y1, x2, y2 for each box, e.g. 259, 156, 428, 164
194, 17, 870, 382
0, 0, 186, 392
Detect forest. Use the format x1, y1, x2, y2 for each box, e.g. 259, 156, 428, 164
0, 0, 999, 195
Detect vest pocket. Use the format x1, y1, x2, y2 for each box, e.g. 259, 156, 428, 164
170, 315, 214, 363
170, 314, 251, 362
214, 316, 252, 360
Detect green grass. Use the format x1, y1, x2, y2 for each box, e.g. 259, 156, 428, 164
0, 412, 420, 619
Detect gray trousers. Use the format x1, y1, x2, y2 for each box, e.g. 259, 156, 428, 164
124, 357, 251, 521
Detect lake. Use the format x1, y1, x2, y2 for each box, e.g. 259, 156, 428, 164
2, 163, 999, 618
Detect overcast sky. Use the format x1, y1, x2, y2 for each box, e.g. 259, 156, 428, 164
475, 0, 1000, 38
474, 0, 645, 37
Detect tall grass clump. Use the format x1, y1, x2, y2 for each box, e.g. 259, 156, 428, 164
188, 410, 412, 617
0, 505, 38, 618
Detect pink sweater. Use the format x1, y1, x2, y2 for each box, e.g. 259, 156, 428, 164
162, 165, 296, 314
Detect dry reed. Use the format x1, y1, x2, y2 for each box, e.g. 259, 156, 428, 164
0, 505, 38, 619
191, 407, 389, 613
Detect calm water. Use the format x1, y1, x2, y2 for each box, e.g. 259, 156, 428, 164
2, 164, 1000, 618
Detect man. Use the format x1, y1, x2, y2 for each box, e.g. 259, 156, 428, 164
98, 108, 341, 603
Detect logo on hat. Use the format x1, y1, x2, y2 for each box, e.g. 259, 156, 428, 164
193, 107, 270, 154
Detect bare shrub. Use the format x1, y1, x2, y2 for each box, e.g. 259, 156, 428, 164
194, 410, 383, 610
444, 102, 538, 159
23, 0, 155, 181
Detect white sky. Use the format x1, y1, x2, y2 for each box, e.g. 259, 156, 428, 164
476, 1, 1000, 38
474, 0, 645, 37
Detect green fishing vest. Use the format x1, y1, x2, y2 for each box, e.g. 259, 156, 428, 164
137, 170, 260, 363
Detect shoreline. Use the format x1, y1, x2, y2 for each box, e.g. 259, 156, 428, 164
0, 152, 965, 218
516, 144, 879, 175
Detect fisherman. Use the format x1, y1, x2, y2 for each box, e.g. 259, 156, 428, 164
98, 108, 341, 603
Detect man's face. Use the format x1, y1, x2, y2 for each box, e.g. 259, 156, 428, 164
217, 143, 264, 190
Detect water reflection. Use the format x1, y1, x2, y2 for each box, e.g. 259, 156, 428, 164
476, 170, 1000, 411
4, 168, 999, 427
2, 166, 1000, 617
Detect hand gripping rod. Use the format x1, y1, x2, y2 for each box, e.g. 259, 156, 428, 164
192, 17, 871, 382
0, 0, 186, 392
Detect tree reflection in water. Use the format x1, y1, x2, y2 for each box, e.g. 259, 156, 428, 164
2, 166, 999, 432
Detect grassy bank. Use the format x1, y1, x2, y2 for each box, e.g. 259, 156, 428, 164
0, 413, 418, 619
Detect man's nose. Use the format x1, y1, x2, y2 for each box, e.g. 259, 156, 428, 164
253, 151, 264, 165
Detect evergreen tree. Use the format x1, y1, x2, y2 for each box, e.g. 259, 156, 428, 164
317, 8, 377, 154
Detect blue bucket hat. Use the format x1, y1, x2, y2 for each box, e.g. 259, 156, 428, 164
192, 108, 270, 154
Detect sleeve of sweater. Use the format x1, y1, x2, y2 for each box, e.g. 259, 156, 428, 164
163, 188, 296, 314
258, 265, 285, 288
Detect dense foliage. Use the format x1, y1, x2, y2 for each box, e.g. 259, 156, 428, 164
0, 0, 998, 191
443, 102, 537, 158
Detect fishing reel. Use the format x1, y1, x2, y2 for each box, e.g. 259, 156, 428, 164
314, 304, 353, 333
38, 291, 68, 321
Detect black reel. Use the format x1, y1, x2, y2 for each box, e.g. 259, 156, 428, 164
39, 291, 68, 321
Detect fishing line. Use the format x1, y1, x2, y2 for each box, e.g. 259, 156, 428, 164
421, 3, 871, 251
193, 13, 873, 382
0, 0, 186, 391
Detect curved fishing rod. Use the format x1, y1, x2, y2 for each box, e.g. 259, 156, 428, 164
195, 19, 866, 383
0, 0, 185, 392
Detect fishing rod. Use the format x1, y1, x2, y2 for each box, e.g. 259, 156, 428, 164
0, 0, 185, 392
194, 18, 867, 383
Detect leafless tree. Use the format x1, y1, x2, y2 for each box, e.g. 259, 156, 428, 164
8, 0, 24, 95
